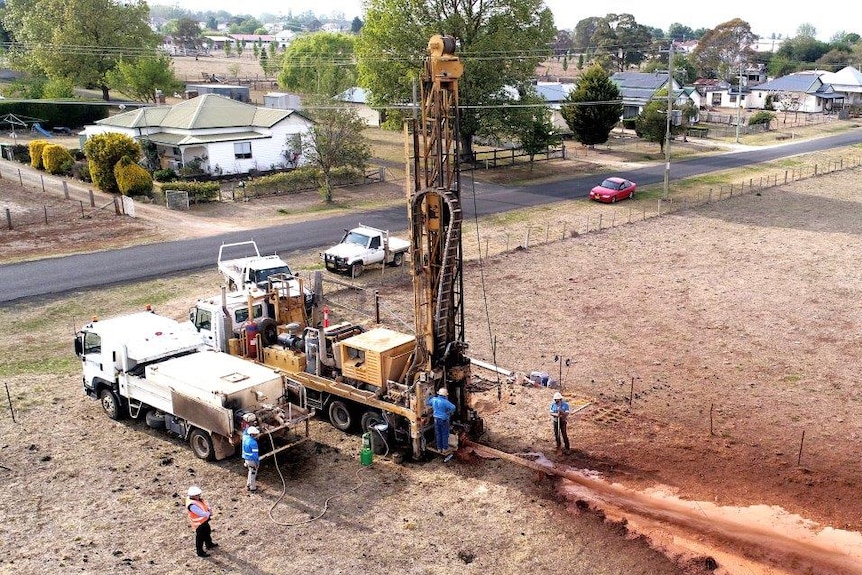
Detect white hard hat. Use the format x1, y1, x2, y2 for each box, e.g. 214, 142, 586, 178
187, 485, 202, 497
437, 388, 448, 396
553, 392, 563, 400
247, 426, 260, 435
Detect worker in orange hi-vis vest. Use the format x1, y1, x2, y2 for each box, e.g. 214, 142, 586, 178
185, 486, 219, 558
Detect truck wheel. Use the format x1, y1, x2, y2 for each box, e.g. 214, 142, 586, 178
389, 252, 404, 267
99, 389, 123, 420
350, 262, 363, 278
189, 428, 215, 461
360, 410, 385, 433
259, 318, 278, 346
328, 400, 354, 431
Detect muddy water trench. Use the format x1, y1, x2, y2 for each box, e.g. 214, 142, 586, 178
466, 442, 862, 575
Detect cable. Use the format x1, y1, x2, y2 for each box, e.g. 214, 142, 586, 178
265, 433, 369, 527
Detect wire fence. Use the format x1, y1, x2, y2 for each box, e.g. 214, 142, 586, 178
460, 153, 862, 265
0, 164, 127, 231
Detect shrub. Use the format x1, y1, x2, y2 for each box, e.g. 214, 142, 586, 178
245, 167, 319, 194
41, 144, 75, 175
622, 118, 637, 131
6, 144, 30, 163
28, 140, 50, 169
159, 180, 220, 203
748, 111, 775, 127
83, 133, 141, 194
153, 168, 178, 182
114, 156, 154, 197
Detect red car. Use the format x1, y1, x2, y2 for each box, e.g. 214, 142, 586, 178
589, 177, 637, 203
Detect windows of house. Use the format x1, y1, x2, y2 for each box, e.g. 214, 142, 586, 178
234, 141, 252, 159
711, 93, 722, 106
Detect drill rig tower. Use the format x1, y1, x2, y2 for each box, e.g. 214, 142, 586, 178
406, 34, 482, 450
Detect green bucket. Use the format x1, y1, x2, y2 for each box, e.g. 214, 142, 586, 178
360, 447, 373, 466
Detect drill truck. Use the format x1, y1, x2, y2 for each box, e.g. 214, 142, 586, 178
190, 35, 483, 460
75, 310, 312, 461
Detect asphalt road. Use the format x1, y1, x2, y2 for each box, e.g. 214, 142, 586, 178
2, 129, 861, 305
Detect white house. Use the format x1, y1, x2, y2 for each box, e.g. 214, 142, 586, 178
83, 94, 313, 176
819, 66, 862, 106
746, 71, 842, 113
535, 82, 576, 132
610, 72, 682, 118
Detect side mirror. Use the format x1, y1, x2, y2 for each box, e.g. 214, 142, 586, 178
73, 335, 83, 358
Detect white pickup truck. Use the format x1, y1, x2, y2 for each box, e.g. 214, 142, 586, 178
321, 224, 410, 277
218, 240, 314, 312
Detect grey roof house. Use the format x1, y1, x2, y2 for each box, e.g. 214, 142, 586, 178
747, 71, 843, 113
610, 72, 682, 118
83, 94, 313, 176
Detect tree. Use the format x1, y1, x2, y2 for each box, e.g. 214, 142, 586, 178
83, 133, 141, 194
357, 0, 556, 160
560, 64, 622, 147
4, 0, 160, 101
796, 23, 816, 39
174, 17, 203, 52
776, 35, 830, 66
224, 42, 233, 57
515, 107, 560, 171
667, 23, 694, 41
106, 56, 182, 103
591, 13, 654, 72
635, 96, 670, 152
573, 16, 601, 51
279, 32, 356, 97
350, 17, 363, 33
553, 29, 573, 57
301, 107, 371, 203
691, 18, 756, 79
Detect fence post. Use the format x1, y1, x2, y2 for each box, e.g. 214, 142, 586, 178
511, 147, 515, 166
784, 170, 788, 184
545, 223, 549, 243
814, 164, 818, 176
43, 205, 48, 224
89, 189, 95, 207
18, 169, 23, 187
657, 199, 661, 216
708, 189, 712, 203
5, 208, 11, 230
62, 180, 69, 199
485, 238, 489, 259
41, 175, 46, 194
642, 206, 646, 221
505, 234, 510, 252
524, 227, 530, 248
80, 201, 84, 218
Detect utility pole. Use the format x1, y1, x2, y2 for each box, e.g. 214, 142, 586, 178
663, 41, 674, 200
735, 63, 744, 143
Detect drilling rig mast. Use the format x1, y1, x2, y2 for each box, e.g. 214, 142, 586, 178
406, 34, 482, 449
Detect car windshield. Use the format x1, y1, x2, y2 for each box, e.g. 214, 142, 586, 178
344, 232, 371, 246
600, 179, 619, 189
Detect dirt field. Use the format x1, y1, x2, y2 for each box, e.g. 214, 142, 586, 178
3, 132, 862, 575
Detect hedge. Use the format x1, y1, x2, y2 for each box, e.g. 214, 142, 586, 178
42, 144, 74, 175
114, 156, 154, 197
157, 180, 220, 203
0, 101, 108, 130
29, 140, 50, 169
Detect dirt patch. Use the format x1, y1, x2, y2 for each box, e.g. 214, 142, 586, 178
3, 141, 862, 574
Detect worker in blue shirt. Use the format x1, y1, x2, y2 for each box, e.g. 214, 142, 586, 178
242, 426, 260, 492
426, 388, 456, 451
550, 391, 571, 452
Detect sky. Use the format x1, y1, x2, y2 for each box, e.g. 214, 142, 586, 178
165, 0, 859, 42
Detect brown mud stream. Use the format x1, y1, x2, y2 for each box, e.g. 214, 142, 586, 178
467, 444, 862, 575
